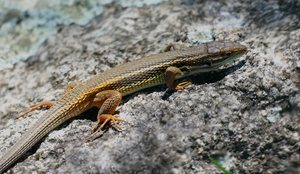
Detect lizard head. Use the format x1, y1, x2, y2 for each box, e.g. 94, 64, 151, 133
185, 41, 248, 73
206, 40, 248, 65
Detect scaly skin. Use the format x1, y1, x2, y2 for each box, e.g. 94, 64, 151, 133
0, 41, 247, 173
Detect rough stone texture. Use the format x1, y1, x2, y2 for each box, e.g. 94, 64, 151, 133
0, 0, 165, 70
0, 0, 299, 173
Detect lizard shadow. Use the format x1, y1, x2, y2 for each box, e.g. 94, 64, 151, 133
124, 59, 246, 101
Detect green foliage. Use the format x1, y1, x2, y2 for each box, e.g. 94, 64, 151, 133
210, 157, 232, 174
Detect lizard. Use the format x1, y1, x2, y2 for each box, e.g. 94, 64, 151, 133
0, 41, 247, 173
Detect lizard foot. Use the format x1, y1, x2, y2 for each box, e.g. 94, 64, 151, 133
175, 81, 192, 91
16, 101, 54, 119
86, 114, 123, 141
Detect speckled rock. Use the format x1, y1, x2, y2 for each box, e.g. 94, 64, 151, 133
0, 0, 299, 173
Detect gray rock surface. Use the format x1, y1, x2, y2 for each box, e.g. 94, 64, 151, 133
0, 0, 299, 173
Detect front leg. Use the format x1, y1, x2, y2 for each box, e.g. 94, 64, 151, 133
86, 90, 123, 141
165, 66, 192, 91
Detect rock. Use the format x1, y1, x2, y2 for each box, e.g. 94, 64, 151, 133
0, 0, 299, 173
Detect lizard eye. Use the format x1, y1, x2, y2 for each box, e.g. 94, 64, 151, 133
204, 60, 212, 66
181, 66, 191, 71
226, 52, 233, 57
